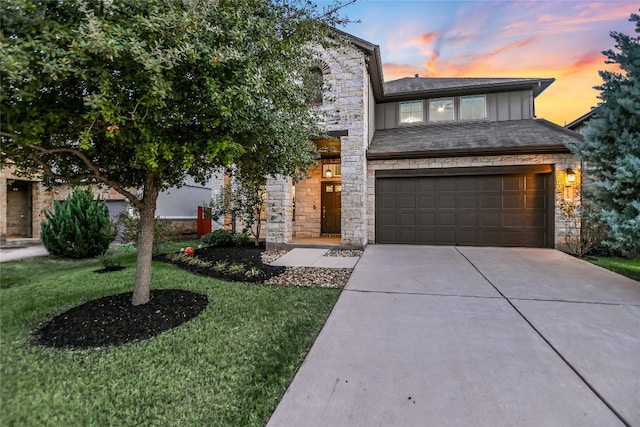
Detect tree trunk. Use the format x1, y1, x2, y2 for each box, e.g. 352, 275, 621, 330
254, 205, 261, 246
132, 181, 160, 306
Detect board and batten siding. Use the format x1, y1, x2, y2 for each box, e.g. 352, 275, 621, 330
374, 90, 534, 130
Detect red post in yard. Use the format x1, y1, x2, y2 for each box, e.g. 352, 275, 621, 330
197, 206, 212, 237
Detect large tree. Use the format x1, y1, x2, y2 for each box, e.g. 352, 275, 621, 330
1, 0, 353, 304
568, 11, 640, 257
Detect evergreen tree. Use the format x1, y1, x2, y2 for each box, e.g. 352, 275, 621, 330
567, 12, 640, 257
41, 187, 115, 258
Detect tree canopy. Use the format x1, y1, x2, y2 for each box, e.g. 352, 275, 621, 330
1, 0, 354, 303
568, 11, 640, 257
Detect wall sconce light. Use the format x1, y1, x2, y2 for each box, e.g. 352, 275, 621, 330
325, 169, 332, 179
565, 169, 577, 185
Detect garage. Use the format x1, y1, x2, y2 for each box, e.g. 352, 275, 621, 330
375, 165, 554, 247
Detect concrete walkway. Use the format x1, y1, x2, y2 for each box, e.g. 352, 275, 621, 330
270, 248, 360, 268
268, 245, 640, 427
0, 244, 49, 263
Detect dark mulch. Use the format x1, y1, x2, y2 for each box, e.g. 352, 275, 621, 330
157, 245, 286, 283
33, 289, 208, 350
94, 266, 127, 274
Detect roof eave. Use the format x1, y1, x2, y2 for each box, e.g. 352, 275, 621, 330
367, 144, 571, 160
380, 78, 556, 102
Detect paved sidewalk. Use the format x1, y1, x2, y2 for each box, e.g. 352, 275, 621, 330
268, 245, 639, 427
270, 248, 360, 268
0, 245, 49, 263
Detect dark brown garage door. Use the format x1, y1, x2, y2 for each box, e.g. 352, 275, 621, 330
376, 169, 553, 247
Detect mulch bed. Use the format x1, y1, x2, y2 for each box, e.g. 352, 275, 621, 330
156, 245, 286, 283
33, 289, 208, 350
33, 245, 353, 350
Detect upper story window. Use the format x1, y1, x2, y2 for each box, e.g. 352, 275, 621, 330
429, 98, 454, 122
306, 67, 324, 105
460, 95, 486, 120
399, 101, 423, 124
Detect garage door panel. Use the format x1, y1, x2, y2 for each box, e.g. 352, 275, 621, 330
502, 176, 523, 191
480, 196, 500, 209
397, 179, 416, 192
525, 194, 546, 209
438, 212, 456, 226
376, 172, 551, 247
503, 214, 523, 227
503, 195, 523, 209
417, 212, 436, 226
398, 213, 416, 226
437, 230, 456, 244
398, 229, 417, 242
457, 195, 477, 209
418, 195, 436, 209
438, 195, 456, 209
459, 213, 477, 227
478, 213, 500, 227
398, 196, 416, 209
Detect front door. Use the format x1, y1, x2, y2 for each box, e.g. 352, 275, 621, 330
6, 180, 33, 238
321, 182, 341, 234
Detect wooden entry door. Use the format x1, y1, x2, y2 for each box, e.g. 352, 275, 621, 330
6, 180, 33, 238
321, 182, 341, 234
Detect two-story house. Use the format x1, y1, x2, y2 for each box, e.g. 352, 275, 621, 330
262, 30, 583, 250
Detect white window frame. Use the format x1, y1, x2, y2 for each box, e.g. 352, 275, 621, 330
429, 97, 455, 123
460, 95, 486, 121
399, 101, 424, 124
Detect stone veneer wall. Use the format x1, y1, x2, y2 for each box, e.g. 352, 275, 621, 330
265, 175, 293, 248
367, 153, 581, 250
265, 44, 370, 248
319, 47, 369, 247
293, 164, 322, 237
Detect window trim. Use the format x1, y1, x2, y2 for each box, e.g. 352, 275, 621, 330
428, 97, 455, 123
399, 100, 424, 125
459, 95, 487, 121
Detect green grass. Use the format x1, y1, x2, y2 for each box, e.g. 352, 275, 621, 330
588, 257, 640, 281
0, 251, 340, 426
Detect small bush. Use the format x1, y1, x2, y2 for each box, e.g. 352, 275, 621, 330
245, 267, 264, 278
116, 210, 177, 255
201, 229, 233, 247
228, 263, 246, 275
98, 248, 124, 269
214, 261, 228, 272
41, 187, 116, 258
232, 232, 250, 247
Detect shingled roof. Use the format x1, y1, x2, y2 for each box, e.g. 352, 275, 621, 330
367, 119, 582, 159
382, 77, 554, 100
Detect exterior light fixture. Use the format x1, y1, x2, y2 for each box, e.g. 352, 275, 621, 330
325, 169, 332, 179
566, 169, 577, 185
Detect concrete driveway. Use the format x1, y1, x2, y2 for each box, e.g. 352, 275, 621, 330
267, 246, 640, 427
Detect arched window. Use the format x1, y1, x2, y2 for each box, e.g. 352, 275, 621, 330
306, 67, 324, 105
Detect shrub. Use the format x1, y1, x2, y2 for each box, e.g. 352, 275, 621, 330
116, 209, 177, 255
214, 261, 228, 272
231, 232, 250, 247
98, 248, 125, 270
228, 263, 246, 275
201, 229, 233, 247
41, 187, 116, 258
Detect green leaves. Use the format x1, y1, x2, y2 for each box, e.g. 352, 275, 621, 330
568, 12, 640, 257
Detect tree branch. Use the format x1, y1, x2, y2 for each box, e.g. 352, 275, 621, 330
26, 144, 142, 208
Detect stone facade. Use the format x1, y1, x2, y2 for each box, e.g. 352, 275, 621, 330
367, 153, 581, 249
265, 43, 370, 249
265, 175, 293, 248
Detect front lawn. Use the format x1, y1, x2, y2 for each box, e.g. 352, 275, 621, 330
0, 252, 340, 426
588, 257, 640, 281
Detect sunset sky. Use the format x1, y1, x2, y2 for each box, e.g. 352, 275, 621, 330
328, 0, 638, 126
